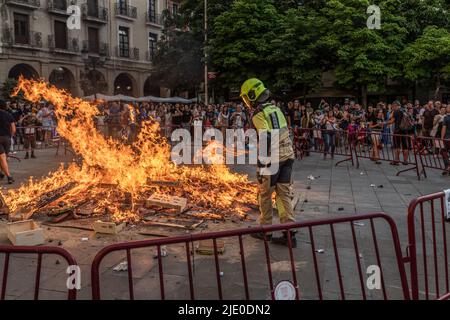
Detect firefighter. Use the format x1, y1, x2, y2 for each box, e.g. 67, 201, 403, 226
240, 78, 297, 247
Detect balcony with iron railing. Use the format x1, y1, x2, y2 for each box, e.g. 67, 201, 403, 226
114, 2, 137, 20
2, 28, 43, 49
5, 0, 40, 9
48, 35, 80, 54
115, 46, 139, 60
82, 41, 109, 56
145, 12, 164, 26
47, 0, 75, 15
82, 3, 108, 23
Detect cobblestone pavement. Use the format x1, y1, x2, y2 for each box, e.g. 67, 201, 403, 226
0, 149, 448, 300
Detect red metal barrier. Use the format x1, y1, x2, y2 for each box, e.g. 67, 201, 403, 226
353, 132, 423, 180
91, 213, 410, 300
415, 136, 450, 176
292, 128, 354, 167
13, 126, 59, 152
0, 245, 77, 300
407, 191, 450, 300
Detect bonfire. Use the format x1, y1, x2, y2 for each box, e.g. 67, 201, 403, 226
3, 77, 257, 224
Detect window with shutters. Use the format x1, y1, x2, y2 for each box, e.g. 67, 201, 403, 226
118, 26, 130, 57
14, 13, 30, 45
148, 0, 156, 22
54, 20, 68, 49
148, 32, 157, 61
88, 27, 99, 53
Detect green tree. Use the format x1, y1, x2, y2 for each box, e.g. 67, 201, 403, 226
209, 0, 283, 93
150, 29, 204, 95
154, 0, 450, 102
317, 0, 408, 105
268, 6, 331, 96
181, 0, 234, 36
403, 26, 450, 99
399, 0, 450, 41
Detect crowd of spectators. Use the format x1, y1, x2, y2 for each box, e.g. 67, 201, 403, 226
2, 97, 450, 172
1, 100, 57, 158
92, 98, 450, 141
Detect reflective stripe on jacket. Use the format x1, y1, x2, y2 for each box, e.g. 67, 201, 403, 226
252, 103, 294, 163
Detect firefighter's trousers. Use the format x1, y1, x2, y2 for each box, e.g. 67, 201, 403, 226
258, 158, 295, 226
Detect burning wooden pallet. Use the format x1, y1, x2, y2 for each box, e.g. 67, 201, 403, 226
5, 174, 255, 230
147, 179, 181, 188
145, 194, 187, 213
74, 201, 97, 217
11, 182, 77, 221
35, 183, 77, 209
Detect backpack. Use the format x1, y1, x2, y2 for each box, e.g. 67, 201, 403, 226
399, 111, 414, 131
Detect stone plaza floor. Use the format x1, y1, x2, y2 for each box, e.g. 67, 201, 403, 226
0, 148, 448, 300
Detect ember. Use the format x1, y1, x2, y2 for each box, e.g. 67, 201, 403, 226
3, 77, 257, 223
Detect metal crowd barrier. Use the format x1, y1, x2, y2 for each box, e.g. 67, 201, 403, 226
353, 132, 422, 180
407, 191, 450, 300
415, 136, 450, 177
13, 126, 59, 152
4, 189, 450, 300
12, 124, 450, 181
292, 128, 354, 167
292, 128, 434, 180
12, 126, 75, 157
91, 213, 410, 300
0, 245, 78, 300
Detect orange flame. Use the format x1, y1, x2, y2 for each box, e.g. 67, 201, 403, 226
5, 77, 257, 222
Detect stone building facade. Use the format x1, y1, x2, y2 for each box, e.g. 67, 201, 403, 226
0, 0, 181, 97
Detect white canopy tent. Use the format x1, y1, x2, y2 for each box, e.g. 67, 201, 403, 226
112, 94, 137, 102
136, 96, 166, 103
137, 96, 192, 104
82, 94, 135, 102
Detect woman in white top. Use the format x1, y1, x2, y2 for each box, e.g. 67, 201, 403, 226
431, 106, 447, 138
230, 105, 246, 129
217, 106, 230, 137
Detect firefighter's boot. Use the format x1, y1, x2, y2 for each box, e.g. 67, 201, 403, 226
271, 231, 297, 248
